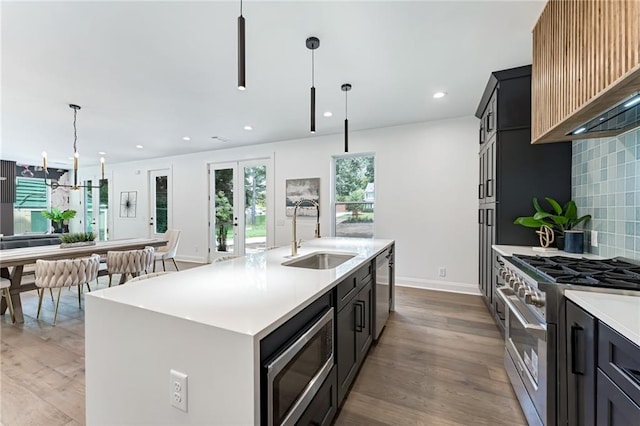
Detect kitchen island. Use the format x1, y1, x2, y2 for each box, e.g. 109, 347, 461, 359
85, 237, 393, 425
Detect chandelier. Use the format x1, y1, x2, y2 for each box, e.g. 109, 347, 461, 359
42, 104, 105, 190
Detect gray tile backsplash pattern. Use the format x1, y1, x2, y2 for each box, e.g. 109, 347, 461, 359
572, 127, 640, 258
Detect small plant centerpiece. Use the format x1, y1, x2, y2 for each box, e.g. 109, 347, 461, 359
60, 232, 96, 248
514, 197, 592, 252
41, 208, 77, 233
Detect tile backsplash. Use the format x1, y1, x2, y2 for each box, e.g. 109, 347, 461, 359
572, 127, 640, 258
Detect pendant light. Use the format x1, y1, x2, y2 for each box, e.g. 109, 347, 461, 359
306, 36, 320, 133
42, 104, 106, 190
341, 83, 352, 152
237, 0, 246, 90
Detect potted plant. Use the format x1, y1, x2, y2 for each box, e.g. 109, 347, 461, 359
59, 232, 96, 248
514, 197, 591, 251
41, 208, 77, 233
215, 191, 233, 252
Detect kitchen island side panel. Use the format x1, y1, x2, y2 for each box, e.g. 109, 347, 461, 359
85, 295, 257, 425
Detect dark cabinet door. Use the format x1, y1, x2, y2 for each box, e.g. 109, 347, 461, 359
566, 300, 597, 426
336, 298, 358, 405
295, 367, 337, 426
355, 281, 373, 361
485, 207, 495, 307
478, 207, 486, 296
596, 369, 640, 426
479, 150, 486, 201
484, 137, 496, 204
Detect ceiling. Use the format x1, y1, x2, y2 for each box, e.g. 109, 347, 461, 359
1, 0, 546, 167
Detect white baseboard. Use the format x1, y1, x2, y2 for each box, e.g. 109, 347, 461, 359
396, 276, 481, 295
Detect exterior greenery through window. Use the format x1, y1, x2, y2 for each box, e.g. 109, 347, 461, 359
14, 177, 48, 233
334, 155, 375, 238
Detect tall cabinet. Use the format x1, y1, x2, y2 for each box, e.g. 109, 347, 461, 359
476, 65, 572, 332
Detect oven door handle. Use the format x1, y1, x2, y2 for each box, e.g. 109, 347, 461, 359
497, 287, 547, 341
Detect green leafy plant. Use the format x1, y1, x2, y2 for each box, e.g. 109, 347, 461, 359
215, 191, 233, 251
60, 232, 95, 244
41, 208, 77, 233
514, 197, 592, 233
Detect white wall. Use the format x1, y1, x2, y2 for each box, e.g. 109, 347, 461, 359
81, 116, 480, 293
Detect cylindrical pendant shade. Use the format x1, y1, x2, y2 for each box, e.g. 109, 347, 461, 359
344, 118, 349, 152
237, 15, 246, 90
310, 86, 316, 133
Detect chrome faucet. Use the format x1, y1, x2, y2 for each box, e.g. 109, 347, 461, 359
292, 198, 321, 256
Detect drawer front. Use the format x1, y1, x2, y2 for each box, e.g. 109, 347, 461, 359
336, 272, 359, 311
598, 323, 640, 405
356, 260, 373, 286
295, 366, 337, 426
596, 369, 640, 426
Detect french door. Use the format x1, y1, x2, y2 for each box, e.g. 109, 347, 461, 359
208, 159, 272, 260
149, 169, 171, 238
83, 178, 109, 240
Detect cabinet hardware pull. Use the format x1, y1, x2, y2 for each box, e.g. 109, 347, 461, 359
486, 209, 493, 227
354, 301, 364, 333
486, 179, 493, 197
571, 325, 585, 375
486, 112, 493, 132
478, 209, 484, 225
478, 183, 484, 199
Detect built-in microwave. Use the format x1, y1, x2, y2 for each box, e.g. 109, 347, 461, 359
265, 307, 334, 426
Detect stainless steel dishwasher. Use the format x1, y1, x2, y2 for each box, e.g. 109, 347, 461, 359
374, 246, 393, 340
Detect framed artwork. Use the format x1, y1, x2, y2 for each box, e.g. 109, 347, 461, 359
285, 178, 320, 217
120, 191, 137, 218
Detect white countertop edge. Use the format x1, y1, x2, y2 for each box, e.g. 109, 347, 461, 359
492, 244, 604, 259
565, 290, 640, 347
86, 238, 394, 340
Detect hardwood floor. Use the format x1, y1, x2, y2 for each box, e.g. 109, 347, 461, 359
2, 271, 525, 425
335, 287, 526, 426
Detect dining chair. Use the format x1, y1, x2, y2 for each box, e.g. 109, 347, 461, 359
153, 229, 181, 272
107, 246, 155, 286
34, 254, 100, 325
0, 277, 16, 323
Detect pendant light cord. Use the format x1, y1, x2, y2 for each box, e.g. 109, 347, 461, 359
345, 89, 348, 118
72, 107, 78, 155
240, 0, 243, 16
311, 49, 315, 88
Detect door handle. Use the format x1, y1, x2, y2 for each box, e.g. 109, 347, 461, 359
354, 301, 364, 332
571, 325, 585, 375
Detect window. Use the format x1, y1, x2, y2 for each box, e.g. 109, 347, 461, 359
333, 154, 375, 238
14, 177, 49, 233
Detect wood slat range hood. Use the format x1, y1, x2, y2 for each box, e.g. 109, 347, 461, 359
531, 0, 640, 144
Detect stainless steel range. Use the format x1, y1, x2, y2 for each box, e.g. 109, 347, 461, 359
496, 254, 640, 426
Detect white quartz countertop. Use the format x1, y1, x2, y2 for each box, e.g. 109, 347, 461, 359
493, 244, 604, 259
565, 290, 640, 347
87, 238, 393, 339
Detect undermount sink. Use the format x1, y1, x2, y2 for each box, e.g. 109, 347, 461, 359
282, 252, 356, 270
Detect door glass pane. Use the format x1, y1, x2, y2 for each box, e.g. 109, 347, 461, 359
214, 168, 234, 253
244, 165, 266, 253
334, 156, 375, 238
85, 181, 93, 234
155, 176, 168, 234
509, 316, 540, 385
99, 179, 108, 240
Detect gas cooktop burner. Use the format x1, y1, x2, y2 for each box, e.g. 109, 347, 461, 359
511, 254, 640, 291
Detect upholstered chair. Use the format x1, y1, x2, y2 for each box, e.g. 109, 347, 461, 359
153, 229, 181, 272
1, 277, 16, 323
34, 254, 100, 325
107, 246, 155, 286
127, 271, 172, 283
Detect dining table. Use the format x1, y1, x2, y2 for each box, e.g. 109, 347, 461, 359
0, 237, 167, 324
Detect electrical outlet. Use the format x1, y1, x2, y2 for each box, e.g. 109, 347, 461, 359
170, 369, 188, 412
591, 230, 598, 247
438, 267, 446, 277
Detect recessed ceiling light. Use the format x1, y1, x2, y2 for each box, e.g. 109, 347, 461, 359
98, 151, 106, 155
573, 127, 587, 135
433, 91, 446, 99
135, 144, 144, 149
244, 125, 253, 131
182, 136, 191, 141
323, 111, 333, 117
